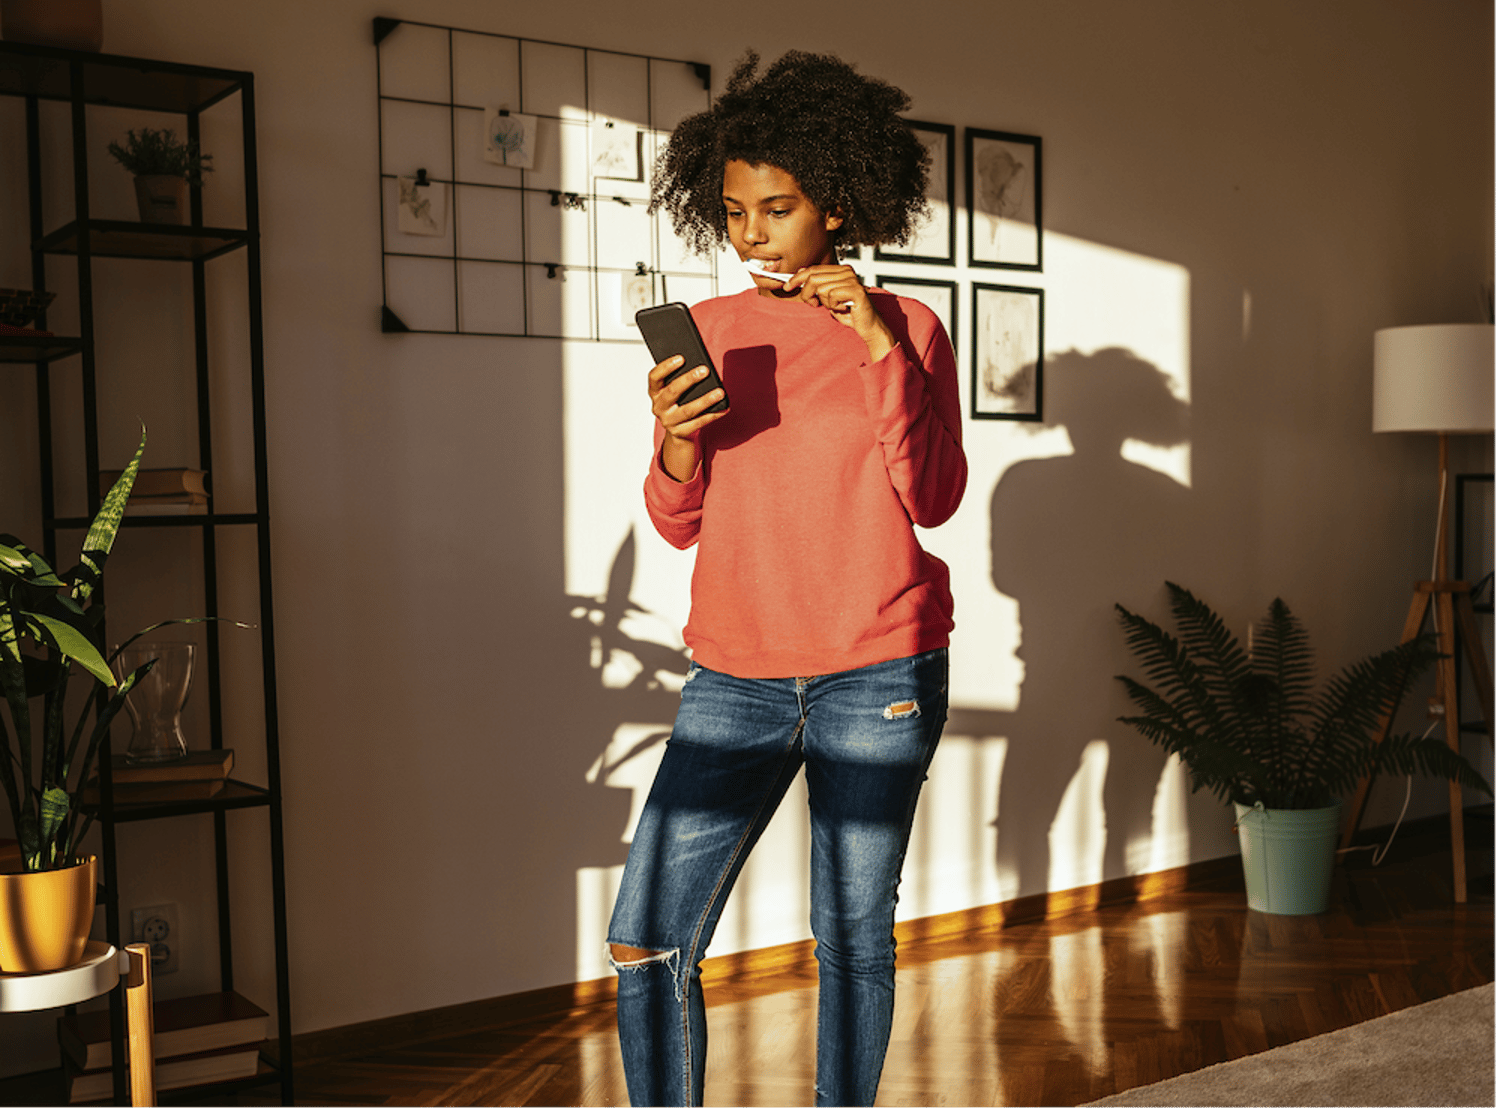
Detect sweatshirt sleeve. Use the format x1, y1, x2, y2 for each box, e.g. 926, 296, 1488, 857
857, 306, 968, 528
643, 421, 705, 549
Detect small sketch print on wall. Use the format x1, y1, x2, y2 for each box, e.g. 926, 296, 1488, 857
397, 175, 446, 236
973, 283, 1043, 420
976, 143, 1029, 236
592, 118, 640, 180
876, 121, 954, 264
968, 129, 1041, 269
483, 108, 537, 169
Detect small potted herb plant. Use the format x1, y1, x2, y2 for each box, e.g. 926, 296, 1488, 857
106, 128, 213, 225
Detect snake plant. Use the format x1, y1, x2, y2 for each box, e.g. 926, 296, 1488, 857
0, 430, 244, 873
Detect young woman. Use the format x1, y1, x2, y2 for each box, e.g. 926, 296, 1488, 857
606, 50, 967, 1107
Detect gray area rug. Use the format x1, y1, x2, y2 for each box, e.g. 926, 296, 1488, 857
1084, 982, 1495, 1107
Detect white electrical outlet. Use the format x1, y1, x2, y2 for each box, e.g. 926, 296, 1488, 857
130, 903, 180, 975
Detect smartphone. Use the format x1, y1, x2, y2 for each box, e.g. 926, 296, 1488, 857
635, 302, 729, 414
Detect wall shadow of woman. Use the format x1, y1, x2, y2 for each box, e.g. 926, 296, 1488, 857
989, 347, 1198, 898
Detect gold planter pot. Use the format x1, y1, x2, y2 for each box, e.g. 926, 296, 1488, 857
0, 855, 98, 972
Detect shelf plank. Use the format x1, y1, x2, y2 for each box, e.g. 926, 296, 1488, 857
0, 335, 84, 364
48, 511, 264, 530
0, 42, 247, 114
36, 221, 249, 261
80, 780, 273, 823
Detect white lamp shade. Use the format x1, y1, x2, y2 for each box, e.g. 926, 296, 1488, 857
1373, 323, 1494, 433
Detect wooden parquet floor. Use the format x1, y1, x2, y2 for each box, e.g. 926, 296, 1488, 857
4, 814, 1491, 1107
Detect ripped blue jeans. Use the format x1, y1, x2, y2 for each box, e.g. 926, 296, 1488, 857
606, 649, 947, 1107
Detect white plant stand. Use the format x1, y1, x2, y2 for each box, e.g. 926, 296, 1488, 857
0, 941, 156, 1105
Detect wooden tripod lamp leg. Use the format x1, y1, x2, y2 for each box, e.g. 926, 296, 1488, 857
1340, 587, 1433, 851
125, 942, 156, 1107
1434, 590, 1467, 904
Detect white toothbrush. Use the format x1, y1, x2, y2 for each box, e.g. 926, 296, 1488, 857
743, 259, 796, 283
745, 259, 857, 308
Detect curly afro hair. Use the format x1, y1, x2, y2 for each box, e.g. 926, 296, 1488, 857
650, 50, 930, 257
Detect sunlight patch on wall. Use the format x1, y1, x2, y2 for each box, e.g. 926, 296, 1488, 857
577, 865, 623, 981
584, 723, 670, 843
1048, 740, 1110, 893
901, 735, 1015, 921
925, 230, 1191, 714
1042, 230, 1192, 487
1124, 753, 1191, 876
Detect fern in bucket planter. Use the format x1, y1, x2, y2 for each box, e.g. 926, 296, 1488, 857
1114, 582, 1490, 914
1115, 582, 1490, 809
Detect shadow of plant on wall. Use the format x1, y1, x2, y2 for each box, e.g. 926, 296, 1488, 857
555, 526, 690, 975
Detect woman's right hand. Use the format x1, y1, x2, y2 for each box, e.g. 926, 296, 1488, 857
648, 355, 726, 482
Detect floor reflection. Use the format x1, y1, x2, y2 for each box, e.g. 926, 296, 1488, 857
257, 821, 1487, 1108
1049, 925, 1109, 1073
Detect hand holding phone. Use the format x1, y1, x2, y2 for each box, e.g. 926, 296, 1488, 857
637, 302, 728, 483
636, 302, 729, 415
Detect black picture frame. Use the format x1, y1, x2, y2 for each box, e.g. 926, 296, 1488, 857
875, 120, 955, 266
966, 128, 1042, 271
1455, 473, 1494, 605
971, 283, 1043, 420
876, 275, 959, 355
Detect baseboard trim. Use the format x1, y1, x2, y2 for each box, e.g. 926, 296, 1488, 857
279, 852, 1243, 1067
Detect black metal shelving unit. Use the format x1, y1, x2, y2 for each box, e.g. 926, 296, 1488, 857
0, 40, 292, 1105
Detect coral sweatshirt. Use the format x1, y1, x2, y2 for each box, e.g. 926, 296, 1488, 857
645, 287, 967, 678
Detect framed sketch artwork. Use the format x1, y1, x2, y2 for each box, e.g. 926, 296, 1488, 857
875, 120, 955, 265
876, 275, 958, 355
966, 128, 1041, 270
971, 283, 1043, 420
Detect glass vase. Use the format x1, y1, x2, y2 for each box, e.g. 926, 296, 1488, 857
115, 642, 195, 763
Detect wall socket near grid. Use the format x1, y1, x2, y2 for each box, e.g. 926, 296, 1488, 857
131, 903, 180, 975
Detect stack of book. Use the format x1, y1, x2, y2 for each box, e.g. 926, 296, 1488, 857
58, 991, 269, 1103
98, 466, 209, 515
82, 749, 234, 805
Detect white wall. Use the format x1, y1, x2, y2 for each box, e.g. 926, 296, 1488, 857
0, 0, 1491, 1069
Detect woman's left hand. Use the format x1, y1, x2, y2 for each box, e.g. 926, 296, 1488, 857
787, 264, 896, 361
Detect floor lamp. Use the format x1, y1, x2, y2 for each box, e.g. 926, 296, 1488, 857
1340, 323, 1495, 903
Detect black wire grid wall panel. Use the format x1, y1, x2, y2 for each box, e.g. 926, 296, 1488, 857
375, 18, 716, 341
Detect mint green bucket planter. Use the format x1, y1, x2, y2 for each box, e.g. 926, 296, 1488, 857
1233, 802, 1342, 915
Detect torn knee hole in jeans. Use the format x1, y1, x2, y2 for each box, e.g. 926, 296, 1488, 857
606, 944, 687, 1001
883, 699, 920, 720
606, 943, 678, 969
